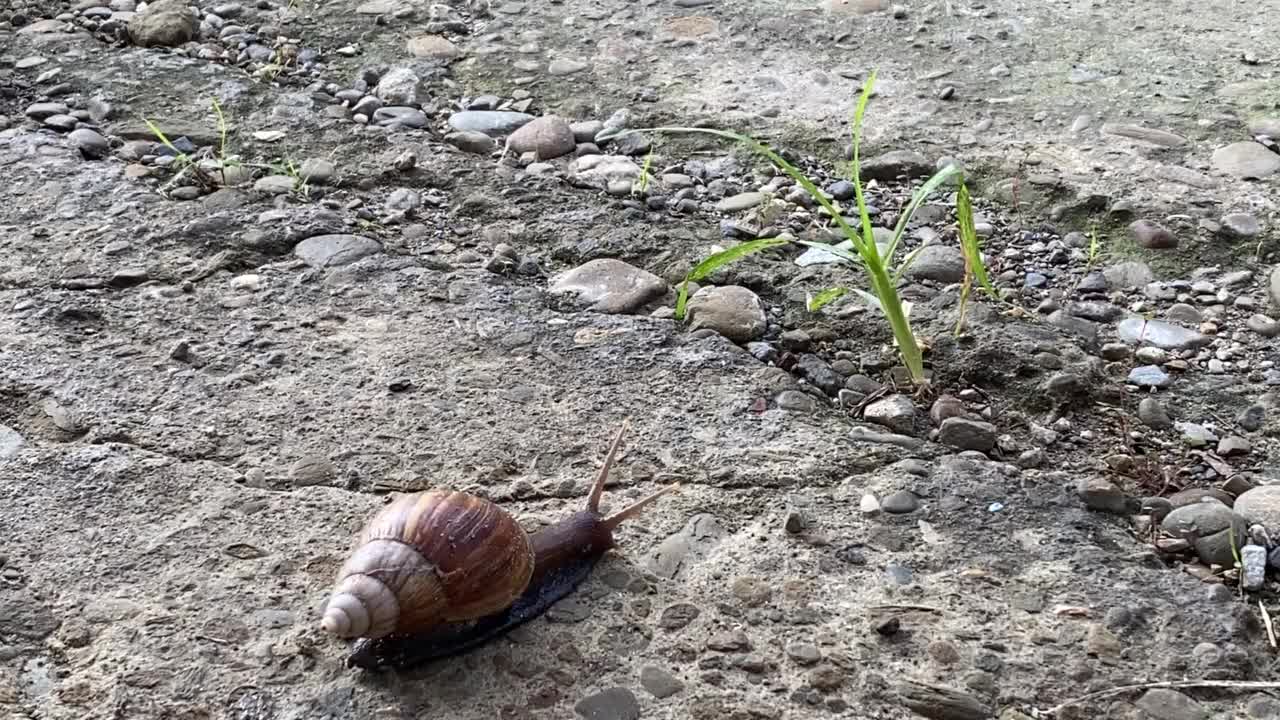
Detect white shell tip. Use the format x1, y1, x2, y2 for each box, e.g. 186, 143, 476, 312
320, 607, 350, 636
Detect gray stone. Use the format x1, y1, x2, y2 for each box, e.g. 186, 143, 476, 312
715, 192, 767, 213
253, 175, 296, 195
127, 0, 195, 47
1135, 689, 1209, 720
936, 417, 997, 452
1234, 486, 1280, 533
1127, 365, 1171, 389
1219, 213, 1262, 239
639, 666, 685, 699
293, 234, 382, 268
1129, 219, 1177, 249
881, 490, 921, 514
1212, 142, 1280, 179
298, 158, 335, 185
1103, 261, 1154, 289
0, 425, 24, 459
863, 394, 916, 434
373, 67, 421, 105
1138, 398, 1173, 429
1248, 314, 1280, 338
1101, 124, 1187, 147
1269, 265, 1280, 310
445, 131, 497, 154
685, 285, 767, 342
794, 229, 892, 267
902, 244, 965, 283
1116, 317, 1210, 350
1160, 503, 1246, 567
0, 588, 60, 639
571, 120, 604, 143
549, 58, 590, 76
776, 390, 817, 413
1078, 477, 1129, 514
1177, 422, 1217, 448
574, 687, 640, 720
549, 259, 668, 315
447, 110, 535, 136
860, 150, 933, 180
1218, 436, 1251, 457
68, 128, 109, 158
1046, 310, 1099, 343
506, 115, 576, 160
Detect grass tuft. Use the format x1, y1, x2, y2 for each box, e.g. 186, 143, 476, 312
602, 70, 996, 386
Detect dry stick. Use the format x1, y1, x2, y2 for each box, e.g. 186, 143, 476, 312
1261, 600, 1278, 650
1036, 680, 1280, 717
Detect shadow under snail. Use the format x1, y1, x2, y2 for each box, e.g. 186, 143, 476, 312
319, 418, 678, 671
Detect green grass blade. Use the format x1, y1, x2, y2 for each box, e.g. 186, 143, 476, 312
807, 287, 847, 312
882, 163, 961, 264
955, 180, 998, 298
674, 237, 790, 320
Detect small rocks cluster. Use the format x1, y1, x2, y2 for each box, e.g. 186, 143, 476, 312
1114, 483, 1280, 593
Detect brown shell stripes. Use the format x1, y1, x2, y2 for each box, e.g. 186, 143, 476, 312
359, 490, 536, 624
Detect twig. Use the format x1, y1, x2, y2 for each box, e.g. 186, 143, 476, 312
1261, 600, 1277, 650
1034, 680, 1280, 716
866, 604, 942, 613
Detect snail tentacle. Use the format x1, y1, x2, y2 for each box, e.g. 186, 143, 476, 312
587, 416, 630, 513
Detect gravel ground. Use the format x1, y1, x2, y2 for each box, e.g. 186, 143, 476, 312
2, 0, 1280, 719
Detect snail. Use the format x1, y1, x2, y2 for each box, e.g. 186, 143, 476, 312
319, 419, 677, 671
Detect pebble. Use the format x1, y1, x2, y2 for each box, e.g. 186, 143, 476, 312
1104, 260, 1154, 289
1242, 545, 1267, 590
1135, 689, 1211, 720
447, 110, 534, 136
548, 58, 590, 76
1116, 317, 1209, 350
1219, 213, 1262, 239
1077, 477, 1129, 514
1211, 141, 1280, 179
298, 159, 335, 185
863, 394, 916, 434
1137, 398, 1173, 428
373, 67, 421, 105
776, 390, 816, 413
293, 234, 382, 268
1270, 265, 1280, 309
0, 426, 24, 459
68, 128, 109, 158
1161, 503, 1246, 566
1176, 422, 1217, 448
936, 417, 997, 452
549, 259, 668, 314
126, 0, 196, 47
506, 115, 576, 159
1127, 365, 1171, 389
574, 687, 640, 720
685, 286, 767, 342
860, 150, 932, 180
446, 131, 496, 154
1129, 219, 1177, 249
1234, 486, 1280, 534
715, 192, 767, 213
639, 667, 684, 699
1247, 314, 1280, 337
881, 490, 920, 514
902, 244, 965, 283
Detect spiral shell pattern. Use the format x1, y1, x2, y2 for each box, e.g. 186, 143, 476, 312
320, 489, 536, 639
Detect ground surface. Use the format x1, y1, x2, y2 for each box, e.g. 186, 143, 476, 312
2, 0, 1280, 719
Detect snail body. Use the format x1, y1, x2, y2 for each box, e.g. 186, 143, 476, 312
319, 420, 676, 671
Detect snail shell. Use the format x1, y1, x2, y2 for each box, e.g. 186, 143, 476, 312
320, 489, 535, 639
